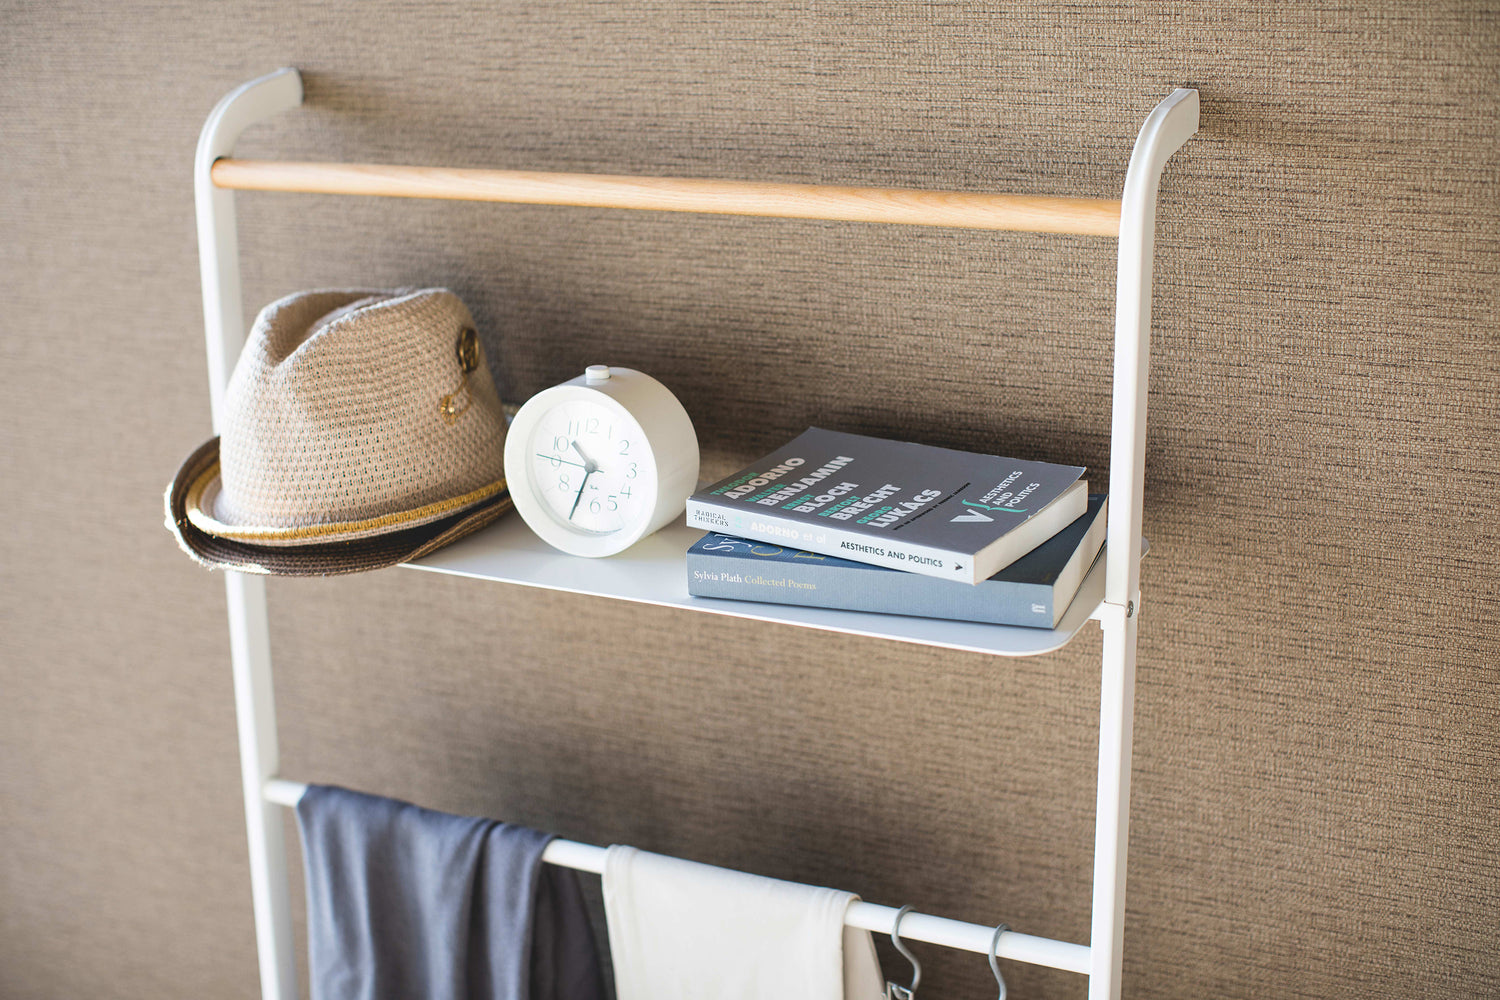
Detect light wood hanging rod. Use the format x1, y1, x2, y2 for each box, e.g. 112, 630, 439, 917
211, 159, 1122, 236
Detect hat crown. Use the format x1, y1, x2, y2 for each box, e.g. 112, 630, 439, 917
215, 288, 507, 531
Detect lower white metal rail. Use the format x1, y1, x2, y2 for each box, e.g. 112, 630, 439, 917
196, 68, 1196, 1000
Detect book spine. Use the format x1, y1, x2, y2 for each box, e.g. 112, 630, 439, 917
685, 498, 976, 583
686, 548, 1055, 627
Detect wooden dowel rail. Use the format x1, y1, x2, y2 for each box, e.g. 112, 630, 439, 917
212, 158, 1122, 236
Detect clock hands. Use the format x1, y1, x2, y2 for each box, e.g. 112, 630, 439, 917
568, 471, 593, 519
567, 440, 599, 520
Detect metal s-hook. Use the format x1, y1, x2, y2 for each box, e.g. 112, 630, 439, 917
988, 923, 1011, 1000
885, 905, 921, 1000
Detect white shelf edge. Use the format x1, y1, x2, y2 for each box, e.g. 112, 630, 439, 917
404, 514, 1130, 658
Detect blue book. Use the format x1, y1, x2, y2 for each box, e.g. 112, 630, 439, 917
687, 495, 1112, 629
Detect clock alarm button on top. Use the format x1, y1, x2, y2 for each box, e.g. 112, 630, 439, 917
504, 367, 700, 558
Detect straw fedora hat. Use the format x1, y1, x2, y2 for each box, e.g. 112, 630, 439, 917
165, 288, 511, 575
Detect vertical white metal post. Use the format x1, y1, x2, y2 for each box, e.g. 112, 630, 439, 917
1089, 601, 1140, 1000
1091, 88, 1199, 1000
195, 68, 306, 1000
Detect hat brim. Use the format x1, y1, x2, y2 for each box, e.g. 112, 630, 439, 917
166, 437, 511, 576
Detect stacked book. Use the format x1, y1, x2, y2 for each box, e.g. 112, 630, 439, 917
683, 427, 1113, 629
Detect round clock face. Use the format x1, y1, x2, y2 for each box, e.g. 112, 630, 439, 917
525, 398, 652, 536
503, 366, 699, 558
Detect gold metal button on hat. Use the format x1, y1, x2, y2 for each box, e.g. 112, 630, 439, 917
441, 325, 481, 425
456, 326, 480, 373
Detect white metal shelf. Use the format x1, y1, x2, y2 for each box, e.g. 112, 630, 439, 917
193, 66, 1198, 1000
407, 514, 1125, 658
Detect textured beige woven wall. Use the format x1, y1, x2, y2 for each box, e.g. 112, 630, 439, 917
2, 3, 1496, 998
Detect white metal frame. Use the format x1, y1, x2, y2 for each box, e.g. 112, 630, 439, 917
194, 68, 1197, 1000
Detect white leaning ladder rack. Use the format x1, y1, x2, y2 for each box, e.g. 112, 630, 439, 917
195, 68, 1198, 1000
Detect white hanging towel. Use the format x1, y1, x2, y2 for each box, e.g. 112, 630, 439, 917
603, 845, 885, 1000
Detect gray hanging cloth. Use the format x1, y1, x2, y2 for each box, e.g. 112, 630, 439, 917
296, 785, 606, 1000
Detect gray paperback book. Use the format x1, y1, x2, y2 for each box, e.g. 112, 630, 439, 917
688, 495, 1112, 628
685, 427, 1087, 584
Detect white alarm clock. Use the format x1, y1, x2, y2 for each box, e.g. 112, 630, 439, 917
504, 366, 700, 557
